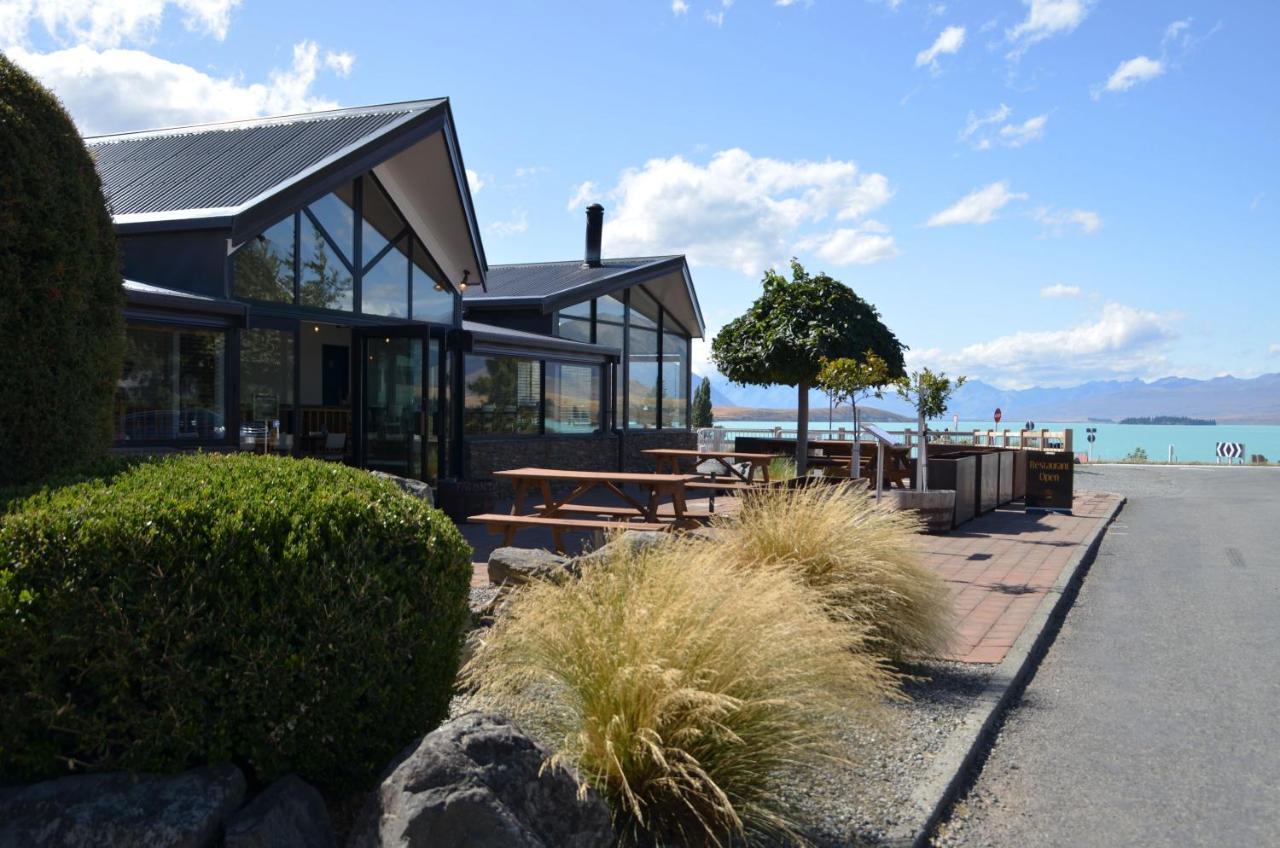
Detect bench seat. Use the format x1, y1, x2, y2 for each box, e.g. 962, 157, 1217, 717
468, 512, 672, 552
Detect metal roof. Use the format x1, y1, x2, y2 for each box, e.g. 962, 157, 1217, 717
463, 320, 620, 358
122, 279, 246, 316
465, 256, 682, 303
85, 100, 445, 218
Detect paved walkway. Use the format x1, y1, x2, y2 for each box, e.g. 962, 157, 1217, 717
918, 491, 1120, 664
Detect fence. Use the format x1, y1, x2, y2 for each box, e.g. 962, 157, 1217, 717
703, 425, 1073, 454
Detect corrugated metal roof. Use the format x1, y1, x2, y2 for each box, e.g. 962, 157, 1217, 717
86, 101, 444, 217
463, 320, 620, 357
465, 256, 682, 302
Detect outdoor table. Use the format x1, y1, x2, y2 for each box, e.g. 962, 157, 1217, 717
493, 467, 699, 523
642, 448, 784, 483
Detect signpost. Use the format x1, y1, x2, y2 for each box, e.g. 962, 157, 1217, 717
1025, 450, 1074, 514
1085, 426, 1097, 462
994, 407, 1002, 425
861, 423, 900, 501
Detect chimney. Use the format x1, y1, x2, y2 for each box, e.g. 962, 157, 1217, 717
584, 203, 604, 267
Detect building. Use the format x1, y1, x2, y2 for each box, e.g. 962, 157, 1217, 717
94, 98, 701, 483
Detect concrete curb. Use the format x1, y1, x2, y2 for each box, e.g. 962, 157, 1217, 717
884, 492, 1128, 848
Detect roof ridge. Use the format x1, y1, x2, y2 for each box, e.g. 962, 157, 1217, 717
85, 98, 447, 144
488, 255, 681, 270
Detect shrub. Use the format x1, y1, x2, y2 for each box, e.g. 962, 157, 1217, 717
713, 483, 955, 661
1123, 446, 1149, 463
463, 536, 896, 846
0, 453, 473, 791
767, 455, 797, 481
0, 54, 124, 486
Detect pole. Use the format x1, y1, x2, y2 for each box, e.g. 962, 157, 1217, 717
876, 441, 884, 501
916, 411, 928, 491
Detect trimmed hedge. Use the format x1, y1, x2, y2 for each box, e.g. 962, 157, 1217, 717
0, 454, 473, 791
0, 54, 124, 486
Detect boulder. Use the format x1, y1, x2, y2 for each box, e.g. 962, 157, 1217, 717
224, 775, 336, 848
346, 713, 613, 848
369, 471, 434, 505
0, 764, 245, 848
571, 529, 667, 568
487, 547, 572, 587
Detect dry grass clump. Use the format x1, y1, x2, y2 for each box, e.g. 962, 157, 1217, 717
713, 482, 955, 661
462, 536, 897, 846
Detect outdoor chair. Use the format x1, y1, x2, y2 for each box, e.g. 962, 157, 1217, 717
320, 432, 347, 462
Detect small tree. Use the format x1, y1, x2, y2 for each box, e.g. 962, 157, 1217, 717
712, 260, 905, 474
895, 368, 966, 490
816, 352, 893, 476
691, 377, 714, 428
0, 55, 124, 485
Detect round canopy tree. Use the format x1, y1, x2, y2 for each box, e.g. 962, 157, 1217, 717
0, 55, 123, 485
711, 260, 905, 474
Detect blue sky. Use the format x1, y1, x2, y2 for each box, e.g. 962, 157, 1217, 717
5, 0, 1277, 390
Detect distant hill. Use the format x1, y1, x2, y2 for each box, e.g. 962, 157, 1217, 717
711, 404, 912, 423
696, 372, 1280, 424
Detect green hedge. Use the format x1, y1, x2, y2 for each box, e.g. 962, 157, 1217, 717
0, 54, 124, 486
0, 454, 473, 790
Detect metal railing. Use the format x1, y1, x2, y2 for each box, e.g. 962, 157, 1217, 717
701, 425, 1074, 454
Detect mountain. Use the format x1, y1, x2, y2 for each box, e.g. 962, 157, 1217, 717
696, 372, 1280, 424
712, 404, 913, 423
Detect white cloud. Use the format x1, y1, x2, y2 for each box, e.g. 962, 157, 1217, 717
580, 147, 897, 275
465, 169, 485, 194
1041, 283, 1082, 299
671, 0, 689, 15
566, 180, 598, 212
1, 0, 241, 47
488, 210, 529, 237
514, 165, 548, 179
1007, 0, 1089, 56
7, 41, 343, 135
910, 302, 1177, 388
916, 25, 965, 71
1269, 343, 1280, 357
1033, 206, 1101, 235
1098, 55, 1164, 96
960, 105, 1048, 149
926, 181, 1026, 227
323, 50, 354, 78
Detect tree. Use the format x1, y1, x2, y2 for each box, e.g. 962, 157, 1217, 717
711, 259, 905, 474
895, 368, 966, 491
691, 377, 714, 428
815, 351, 892, 435
0, 55, 124, 485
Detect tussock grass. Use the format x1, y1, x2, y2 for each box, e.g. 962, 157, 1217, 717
713, 483, 955, 662
766, 455, 797, 481
462, 536, 897, 846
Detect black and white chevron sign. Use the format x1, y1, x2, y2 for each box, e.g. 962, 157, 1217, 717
1216, 442, 1244, 461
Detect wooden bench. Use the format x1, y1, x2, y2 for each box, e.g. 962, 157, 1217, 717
685, 480, 757, 492
468, 512, 671, 552
533, 501, 735, 521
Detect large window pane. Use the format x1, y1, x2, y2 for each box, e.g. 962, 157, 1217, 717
240, 327, 295, 452
629, 287, 659, 329
463, 355, 541, 435
233, 216, 293, 302
362, 237, 409, 317
546, 362, 601, 434
306, 186, 356, 266
627, 324, 659, 429
560, 300, 591, 319
299, 216, 353, 311
597, 293, 626, 321
115, 325, 225, 442
411, 238, 455, 325
557, 315, 592, 342
662, 330, 690, 429
362, 177, 404, 264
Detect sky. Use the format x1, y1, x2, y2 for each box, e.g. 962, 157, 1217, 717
4, 0, 1278, 391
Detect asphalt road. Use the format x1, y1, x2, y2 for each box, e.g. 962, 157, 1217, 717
935, 464, 1280, 848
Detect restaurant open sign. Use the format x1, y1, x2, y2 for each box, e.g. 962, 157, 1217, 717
1025, 450, 1073, 514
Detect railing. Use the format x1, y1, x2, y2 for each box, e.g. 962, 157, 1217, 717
703, 425, 1073, 454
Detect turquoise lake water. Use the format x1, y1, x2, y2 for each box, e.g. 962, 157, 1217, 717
713, 419, 1280, 464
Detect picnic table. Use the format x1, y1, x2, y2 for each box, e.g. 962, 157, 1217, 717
643, 448, 784, 483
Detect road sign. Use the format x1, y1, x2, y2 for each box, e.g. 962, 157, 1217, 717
1087, 434, 1096, 443
1216, 442, 1244, 464
1025, 450, 1074, 514
994, 407, 1002, 424
1025, 420, 1035, 430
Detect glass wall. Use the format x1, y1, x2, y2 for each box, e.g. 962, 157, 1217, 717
239, 327, 295, 452
463, 355, 542, 435
556, 300, 593, 343
363, 336, 423, 478
662, 331, 690, 429
411, 239, 454, 324
546, 362, 602, 433
115, 325, 226, 442
233, 217, 293, 302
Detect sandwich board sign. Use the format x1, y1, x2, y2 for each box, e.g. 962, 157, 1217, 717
861, 422, 900, 445
1025, 450, 1073, 514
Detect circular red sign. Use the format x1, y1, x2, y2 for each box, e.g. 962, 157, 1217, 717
994, 407, 1003, 424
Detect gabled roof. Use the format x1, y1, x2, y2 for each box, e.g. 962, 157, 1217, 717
464, 254, 705, 337
463, 321, 620, 358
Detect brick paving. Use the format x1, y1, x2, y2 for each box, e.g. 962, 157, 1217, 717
919, 491, 1120, 664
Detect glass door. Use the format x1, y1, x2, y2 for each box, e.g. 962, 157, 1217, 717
358, 330, 425, 480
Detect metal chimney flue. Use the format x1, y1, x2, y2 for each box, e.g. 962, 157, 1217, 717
584, 203, 604, 267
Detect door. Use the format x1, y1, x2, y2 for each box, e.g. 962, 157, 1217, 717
358, 330, 426, 480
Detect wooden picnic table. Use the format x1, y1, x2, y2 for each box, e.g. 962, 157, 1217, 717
643, 448, 785, 483
494, 467, 700, 523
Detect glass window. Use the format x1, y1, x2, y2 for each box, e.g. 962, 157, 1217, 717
627, 322, 659, 429
463, 355, 541, 435
306, 186, 356, 266
299, 215, 353, 311
411, 238, 454, 325
597, 293, 626, 321
362, 177, 405, 264
596, 321, 623, 351
560, 300, 592, 319
557, 315, 592, 343
629, 287, 659, 329
362, 236, 409, 318
233, 216, 293, 302
115, 325, 226, 442
239, 327, 295, 452
546, 362, 601, 434
662, 329, 690, 429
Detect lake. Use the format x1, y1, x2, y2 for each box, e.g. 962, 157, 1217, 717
711, 419, 1280, 464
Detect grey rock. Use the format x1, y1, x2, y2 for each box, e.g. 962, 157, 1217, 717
370, 471, 434, 505
571, 529, 667, 568
224, 775, 335, 848
487, 547, 571, 587
0, 764, 245, 848
346, 713, 613, 848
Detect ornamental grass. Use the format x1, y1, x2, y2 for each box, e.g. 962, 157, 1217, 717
461, 536, 897, 846
713, 482, 955, 662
